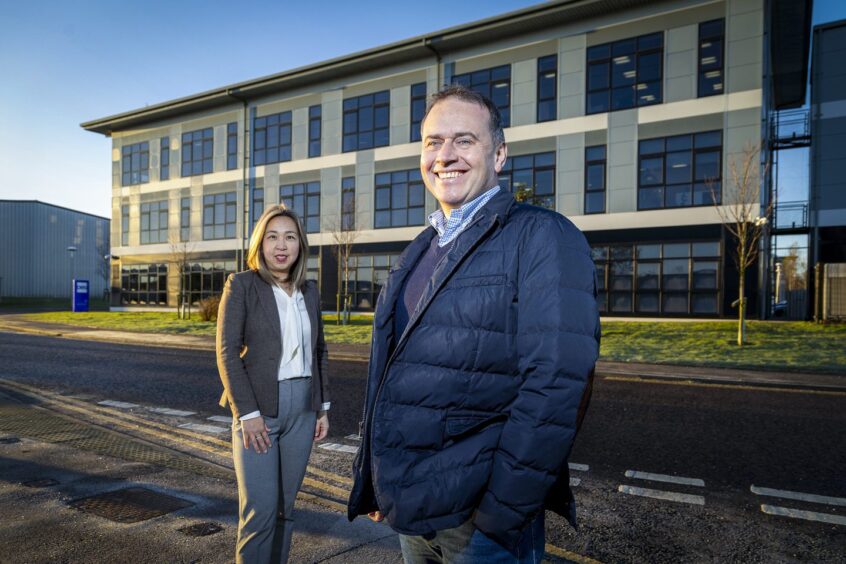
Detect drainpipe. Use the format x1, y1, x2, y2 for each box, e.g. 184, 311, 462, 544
424, 37, 443, 87
227, 88, 250, 270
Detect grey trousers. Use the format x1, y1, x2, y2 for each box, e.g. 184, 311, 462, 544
232, 378, 317, 564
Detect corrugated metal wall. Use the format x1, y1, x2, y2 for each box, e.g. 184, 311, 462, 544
0, 201, 110, 298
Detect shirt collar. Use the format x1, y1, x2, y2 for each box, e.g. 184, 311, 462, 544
428, 185, 500, 244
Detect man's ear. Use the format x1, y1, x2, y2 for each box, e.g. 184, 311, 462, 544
494, 143, 508, 173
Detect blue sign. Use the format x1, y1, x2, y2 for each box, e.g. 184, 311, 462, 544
73, 279, 89, 312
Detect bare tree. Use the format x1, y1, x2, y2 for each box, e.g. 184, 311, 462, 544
169, 237, 195, 320
326, 197, 360, 325
711, 143, 771, 346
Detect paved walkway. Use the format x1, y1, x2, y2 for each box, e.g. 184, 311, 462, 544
0, 313, 842, 390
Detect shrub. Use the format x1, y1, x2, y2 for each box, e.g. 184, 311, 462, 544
198, 295, 222, 322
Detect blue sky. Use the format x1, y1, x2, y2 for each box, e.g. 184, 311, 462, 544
1, 0, 843, 218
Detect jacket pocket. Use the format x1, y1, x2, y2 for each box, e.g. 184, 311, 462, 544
444, 411, 507, 441
448, 274, 506, 289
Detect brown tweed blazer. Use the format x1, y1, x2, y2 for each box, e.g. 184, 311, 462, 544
216, 270, 330, 419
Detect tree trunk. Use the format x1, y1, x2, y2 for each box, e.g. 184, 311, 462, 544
737, 271, 745, 346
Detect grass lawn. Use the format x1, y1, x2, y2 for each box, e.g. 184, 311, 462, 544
600, 321, 846, 374
17, 312, 846, 373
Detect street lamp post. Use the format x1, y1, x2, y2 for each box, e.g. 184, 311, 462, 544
67, 246, 77, 310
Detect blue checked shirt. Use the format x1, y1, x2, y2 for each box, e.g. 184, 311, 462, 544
428, 186, 501, 248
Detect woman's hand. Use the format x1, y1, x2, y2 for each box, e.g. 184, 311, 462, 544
242, 416, 271, 454
314, 412, 329, 441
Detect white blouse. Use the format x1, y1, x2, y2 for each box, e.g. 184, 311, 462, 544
272, 285, 312, 380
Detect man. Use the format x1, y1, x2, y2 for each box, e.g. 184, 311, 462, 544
347, 84, 600, 562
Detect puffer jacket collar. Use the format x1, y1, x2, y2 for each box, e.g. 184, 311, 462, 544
384, 190, 516, 359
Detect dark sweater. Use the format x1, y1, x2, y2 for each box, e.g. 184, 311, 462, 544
394, 235, 451, 338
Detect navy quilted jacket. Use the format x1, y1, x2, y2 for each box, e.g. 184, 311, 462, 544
347, 190, 600, 551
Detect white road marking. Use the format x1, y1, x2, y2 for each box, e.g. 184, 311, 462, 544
345, 434, 362, 441
618, 485, 705, 506
751, 485, 846, 507
177, 422, 228, 434
625, 470, 705, 487
318, 443, 359, 454
207, 415, 233, 423
570, 477, 581, 487
98, 400, 139, 409
761, 504, 846, 526
147, 407, 196, 417
569, 462, 589, 472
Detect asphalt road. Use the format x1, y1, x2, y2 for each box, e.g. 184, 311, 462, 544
2, 331, 844, 561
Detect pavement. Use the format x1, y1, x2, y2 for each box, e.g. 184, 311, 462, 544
0, 313, 843, 563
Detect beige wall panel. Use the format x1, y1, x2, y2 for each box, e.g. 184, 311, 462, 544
639, 114, 724, 138
355, 156, 375, 230
391, 84, 411, 146
585, 1, 724, 47
320, 167, 342, 232
585, 129, 607, 147
728, 61, 762, 92
509, 136, 557, 154
323, 91, 343, 157
728, 9, 763, 41
511, 60, 536, 127
292, 107, 308, 161
559, 192, 582, 217
451, 39, 558, 74
255, 93, 321, 117
343, 68, 430, 99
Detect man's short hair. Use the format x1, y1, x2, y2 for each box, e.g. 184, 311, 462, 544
422, 84, 506, 148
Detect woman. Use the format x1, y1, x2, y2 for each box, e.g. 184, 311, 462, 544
216, 205, 330, 563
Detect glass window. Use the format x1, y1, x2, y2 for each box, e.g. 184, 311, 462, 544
537, 55, 557, 122
638, 131, 722, 209
253, 112, 292, 165
374, 169, 424, 228
121, 205, 130, 246
592, 240, 721, 316
308, 105, 321, 158
410, 83, 426, 142
453, 65, 511, 126
226, 123, 238, 170
586, 32, 663, 114
343, 91, 390, 152
252, 187, 264, 227
202, 192, 237, 240
498, 152, 556, 210
121, 264, 168, 305
160, 137, 170, 181
180, 261, 237, 305
181, 128, 213, 177
584, 145, 606, 214
140, 200, 168, 244
347, 253, 399, 310
280, 182, 320, 233
342, 177, 356, 231
180, 197, 190, 242
121, 141, 149, 186
698, 19, 725, 97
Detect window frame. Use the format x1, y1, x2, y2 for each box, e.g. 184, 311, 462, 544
253, 112, 293, 166
374, 169, 425, 229
698, 19, 725, 98
139, 200, 169, 245
181, 128, 214, 177
342, 91, 391, 152
584, 145, 607, 214
280, 181, 321, 233
308, 105, 322, 158
410, 82, 427, 142
202, 192, 237, 240
586, 32, 664, 115
121, 141, 149, 186
537, 55, 558, 123
160, 137, 170, 181
452, 64, 511, 127
498, 152, 556, 210
637, 131, 723, 211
